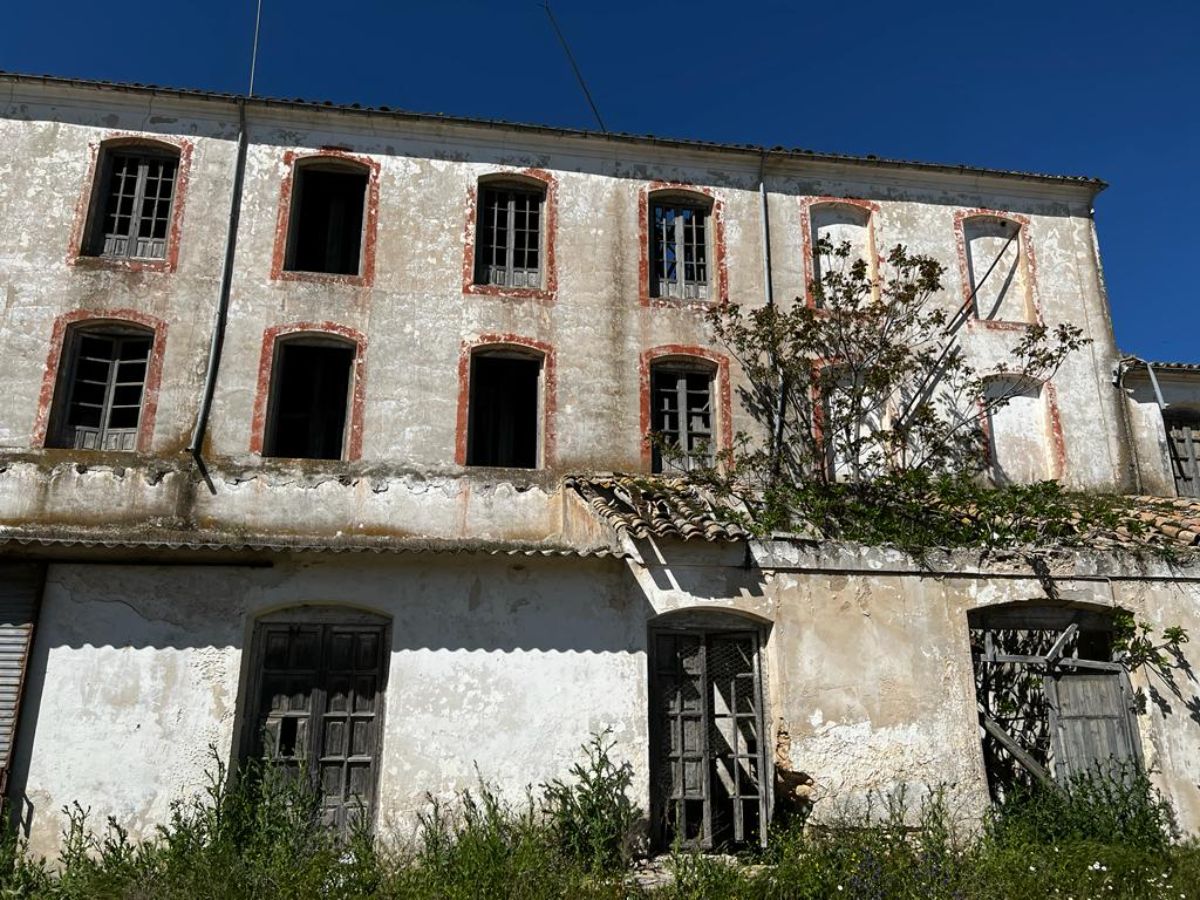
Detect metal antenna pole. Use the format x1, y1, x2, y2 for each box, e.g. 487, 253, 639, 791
542, 3, 607, 132
248, 0, 264, 97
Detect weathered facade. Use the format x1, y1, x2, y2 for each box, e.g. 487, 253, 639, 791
0, 73, 1196, 857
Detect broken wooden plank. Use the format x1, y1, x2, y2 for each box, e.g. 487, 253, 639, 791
979, 710, 1054, 787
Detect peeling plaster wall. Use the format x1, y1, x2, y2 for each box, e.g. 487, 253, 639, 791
1123, 370, 1200, 497
634, 539, 1200, 834
9, 545, 1200, 856
0, 80, 1131, 548
8, 555, 647, 858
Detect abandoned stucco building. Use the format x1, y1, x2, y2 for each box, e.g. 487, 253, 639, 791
0, 71, 1197, 857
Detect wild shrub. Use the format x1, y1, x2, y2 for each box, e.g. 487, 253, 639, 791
540, 728, 641, 873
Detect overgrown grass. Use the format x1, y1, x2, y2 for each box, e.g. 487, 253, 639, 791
1, 744, 1197, 899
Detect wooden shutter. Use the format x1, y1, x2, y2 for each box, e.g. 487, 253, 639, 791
1045, 669, 1141, 782
1166, 421, 1200, 498
0, 564, 42, 792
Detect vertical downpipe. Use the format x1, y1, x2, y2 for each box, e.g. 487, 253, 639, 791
189, 99, 249, 493
759, 152, 787, 481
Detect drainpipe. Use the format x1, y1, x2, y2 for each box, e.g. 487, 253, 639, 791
188, 98, 248, 494
759, 152, 787, 482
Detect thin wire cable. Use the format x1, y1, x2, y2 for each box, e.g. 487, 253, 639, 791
248, 0, 264, 97
542, 3, 607, 132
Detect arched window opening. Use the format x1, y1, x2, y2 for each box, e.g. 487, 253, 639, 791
983, 376, 1048, 484
284, 159, 370, 276
649, 193, 713, 300
809, 203, 872, 304
649, 358, 716, 473
967, 604, 1141, 804
48, 322, 154, 451
474, 179, 546, 289
84, 142, 181, 261
466, 347, 544, 468
264, 335, 357, 460
649, 610, 769, 850
244, 607, 390, 834
964, 216, 1029, 322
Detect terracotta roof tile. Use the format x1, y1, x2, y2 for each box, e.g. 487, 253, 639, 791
566, 475, 750, 543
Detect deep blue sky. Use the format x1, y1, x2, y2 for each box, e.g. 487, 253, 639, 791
3, 2, 1196, 359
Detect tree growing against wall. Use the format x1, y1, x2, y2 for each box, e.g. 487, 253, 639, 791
656, 237, 1094, 545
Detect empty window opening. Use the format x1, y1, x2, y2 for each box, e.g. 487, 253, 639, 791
1163, 410, 1200, 498
285, 165, 368, 276
86, 147, 179, 261
651, 365, 714, 473
475, 184, 543, 288
650, 625, 768, 850
984, 377, 1049, 485
264, 340, 355, 460
810, 204, 871, 306
466, 353, 541, 468
968, 605, 1141, 804
49, 326, 152, 451
651, 199, 710, 300
965, 217, 1028, 322
247, 612, 389, 833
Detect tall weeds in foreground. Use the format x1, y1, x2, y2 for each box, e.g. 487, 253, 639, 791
1, 748, 1197, 899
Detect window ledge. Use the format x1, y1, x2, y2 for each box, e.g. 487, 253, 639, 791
272, 268, 371, 288
967, 318, 1037, 332
67, 254, 174, 274
639, 292, 722, 310
464, 283, 556, 304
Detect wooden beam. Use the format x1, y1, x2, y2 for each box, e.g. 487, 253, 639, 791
1045, 623, 1079, 665
979, 710, 1055, 787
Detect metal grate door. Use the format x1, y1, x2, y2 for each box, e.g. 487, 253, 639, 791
651, 628, 767, 849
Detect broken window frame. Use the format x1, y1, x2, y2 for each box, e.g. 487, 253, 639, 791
649, 360, 716, 474
261, 334, 358, 461
473, 180, 546, 289
240, 607, 391, 835
968, 604, 1143, 803
1162, 409, 1200, 498
84, 143, 181, 262
47, 322, 155, 452
465, 346, 545, 469
282, 158, 371, 277
648, 615, 770, 851
649, 193, 713, 301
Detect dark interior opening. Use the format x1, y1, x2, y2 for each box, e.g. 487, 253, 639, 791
466, 354, 540, 468
264, 341, 354, 460
287, 167, 367, 276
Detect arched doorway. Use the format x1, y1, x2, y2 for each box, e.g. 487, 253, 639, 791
648, 611, 769, 850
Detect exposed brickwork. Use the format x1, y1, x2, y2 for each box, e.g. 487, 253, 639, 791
249, 321, 368, 460
455, 334, 557, 467
269, 149, 381, 287
637, 182, 728, 308
638, 345, 732, 471
460, 169, 558, 304
66, 134, 194, 274
32, 308, 169, 453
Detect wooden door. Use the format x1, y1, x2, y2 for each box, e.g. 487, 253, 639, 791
250, 617, 387, 834
651, 628, 767, 850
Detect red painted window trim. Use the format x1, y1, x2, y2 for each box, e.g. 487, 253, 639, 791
638, 345, 732, 471
977, 373, 1066, 481
798, 197, 881, 309
954, 208, 1042, 331
269, 150, 381, 287
638, 183, 729, 309
461, 169, 558, 304
33, 308, 169, 453
249, 321, 369, 460
455, 334, 557, 467
66, 134, 194, 274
